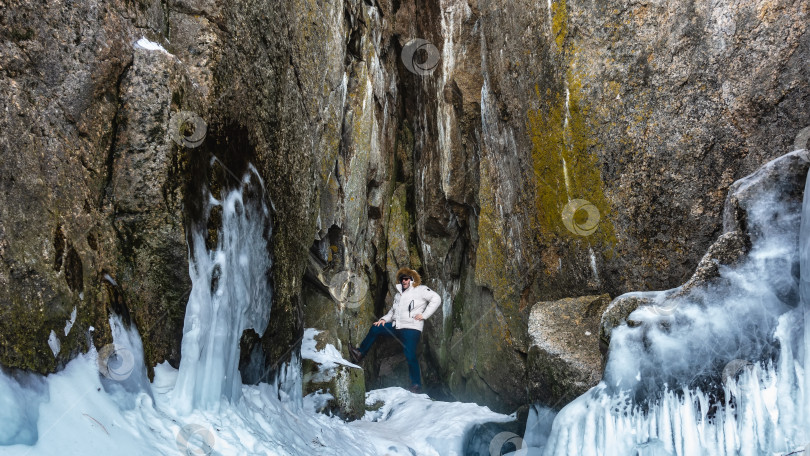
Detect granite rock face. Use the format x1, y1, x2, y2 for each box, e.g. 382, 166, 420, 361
1, 0, 808, 414
398, 0, 809, 412
600, 150, 810, 353
402, 0, 809, 411
528, 295, 611, 407
0, 0, 141, 372
0, 0, 351, 379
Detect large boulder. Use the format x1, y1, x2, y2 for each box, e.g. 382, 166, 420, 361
527, 295, 611, 407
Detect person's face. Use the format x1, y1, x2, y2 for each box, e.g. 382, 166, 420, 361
400, 276, 411, 289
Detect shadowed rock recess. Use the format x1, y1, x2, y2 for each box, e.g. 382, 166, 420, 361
0, 0, 807, 413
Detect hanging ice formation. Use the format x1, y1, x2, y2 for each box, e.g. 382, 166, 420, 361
172, 160, 274, 414
540, 150, 810, 456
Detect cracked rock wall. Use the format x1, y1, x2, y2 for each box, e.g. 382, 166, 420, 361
386, 0, 809, 411
1, 0, 808, 415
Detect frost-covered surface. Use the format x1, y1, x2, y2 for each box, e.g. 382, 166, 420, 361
46, 331, 60, 357
302, 390, 334, 414
0, 351, 375, 455
0, 350, 512, 455
63, 307, 77, 337
301, 328, 360, 371
0, 370, 46, 446
522, 404, 556, 452
354, 387, 514, 455
543, 152, 810, 455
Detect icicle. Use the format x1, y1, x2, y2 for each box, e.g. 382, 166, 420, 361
543, 155, 810, 455
173, 165, 273, 414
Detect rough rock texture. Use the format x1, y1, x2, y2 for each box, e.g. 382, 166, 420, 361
527, 294, 610, 407
402, 0, 810, 411
600, 230, 749, 349
0, 0, 143, 372
0, 0, 353, 379
1, 0, 809, 415
108, 44, 196, 376
599, 294, 653, 352
600, 150, 810, 351
301, 330, 365, 420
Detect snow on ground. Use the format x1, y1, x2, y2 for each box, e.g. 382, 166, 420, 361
0, 348, 512, 456
354, 388, 514, 455
0, 176, 515, 455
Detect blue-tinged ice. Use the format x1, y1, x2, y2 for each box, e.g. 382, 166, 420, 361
543, 150, 810, 455
172, 164, 273, 414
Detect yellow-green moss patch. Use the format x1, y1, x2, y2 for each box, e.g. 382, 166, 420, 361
527, 72, 616, 248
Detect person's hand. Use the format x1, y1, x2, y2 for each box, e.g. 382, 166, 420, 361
414, 314, 424, 321
373, 319, 385, 326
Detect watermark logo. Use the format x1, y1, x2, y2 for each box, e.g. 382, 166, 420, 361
795, 126, 810, 151
176, 424, 215, 455
170, 111, 207, 148
561, 199, 600, 236
489, 431, 528, 456
401, 39, 440, 76
97, 344, 135, 381
328, 270, 369, 309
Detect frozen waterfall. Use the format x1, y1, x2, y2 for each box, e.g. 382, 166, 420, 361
172, 162, 274, 414
0, 157, 512, 455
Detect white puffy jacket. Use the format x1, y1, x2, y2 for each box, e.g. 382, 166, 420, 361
381, 283, 441, 331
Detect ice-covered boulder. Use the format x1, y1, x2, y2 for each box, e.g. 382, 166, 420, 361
301, 328, 365, 420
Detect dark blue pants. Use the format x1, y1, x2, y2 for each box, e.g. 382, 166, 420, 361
358, 322, 422, 387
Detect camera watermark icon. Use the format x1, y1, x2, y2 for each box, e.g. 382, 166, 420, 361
561, 199, 600, 236
170, 111, 207, 148
328, 270, 369, 309
401, 39, 440, 76
97, 344, 135, 381
176, 424, 215, 455
722, 359, 756, 386
489, 431, 528, 456
795, 126, 810, 151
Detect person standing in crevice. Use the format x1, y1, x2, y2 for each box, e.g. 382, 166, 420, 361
349, 267, 441, 394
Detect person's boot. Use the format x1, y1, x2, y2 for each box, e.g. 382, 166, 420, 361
349, 344, 364, 363
408, 384, 422, 394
